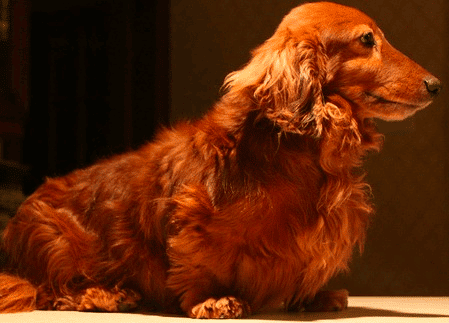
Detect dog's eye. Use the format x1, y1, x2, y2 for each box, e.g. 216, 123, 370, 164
360, 32, 375, 47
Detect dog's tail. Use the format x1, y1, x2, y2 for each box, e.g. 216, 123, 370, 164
0, 273, 37, 313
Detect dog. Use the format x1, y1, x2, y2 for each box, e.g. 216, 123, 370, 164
0, 1, 441, 318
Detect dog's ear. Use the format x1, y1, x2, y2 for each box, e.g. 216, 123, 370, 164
224, 30, 329, 136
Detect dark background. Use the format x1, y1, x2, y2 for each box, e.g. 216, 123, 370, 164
0, 0, 448, 296
1, 0, 170, 192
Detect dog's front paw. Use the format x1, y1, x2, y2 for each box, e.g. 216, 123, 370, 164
189, 296, 250, 319
304, 289, 349, 312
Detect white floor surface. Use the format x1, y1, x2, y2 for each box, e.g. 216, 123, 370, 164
1, 297, 449, 322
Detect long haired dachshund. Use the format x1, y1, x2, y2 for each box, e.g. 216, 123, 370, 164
0, 1, 441, 318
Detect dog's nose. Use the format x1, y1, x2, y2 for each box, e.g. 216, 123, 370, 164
424, 77, 442, 96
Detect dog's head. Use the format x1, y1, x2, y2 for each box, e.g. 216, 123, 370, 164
224, 2, 441, 136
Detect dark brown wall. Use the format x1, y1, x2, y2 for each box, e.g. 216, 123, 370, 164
18, 0, 170, 192
171, 0, 449, 295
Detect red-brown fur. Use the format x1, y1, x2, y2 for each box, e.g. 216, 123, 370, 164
0, 2, 441, 318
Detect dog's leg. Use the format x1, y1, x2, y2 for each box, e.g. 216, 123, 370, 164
53, 286, 141, 312
167, 186, 252, 318
303, 289, 349, 312
167, 247, 251, 318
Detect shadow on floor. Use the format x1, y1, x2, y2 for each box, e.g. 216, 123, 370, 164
251, 306, 449, 321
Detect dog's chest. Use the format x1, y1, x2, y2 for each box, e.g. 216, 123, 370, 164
234, 215, 354, 311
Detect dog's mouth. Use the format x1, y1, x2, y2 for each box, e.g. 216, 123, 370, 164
333, 90, 433, 121
363, 92, 422, 109
356, 91, 433, 121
